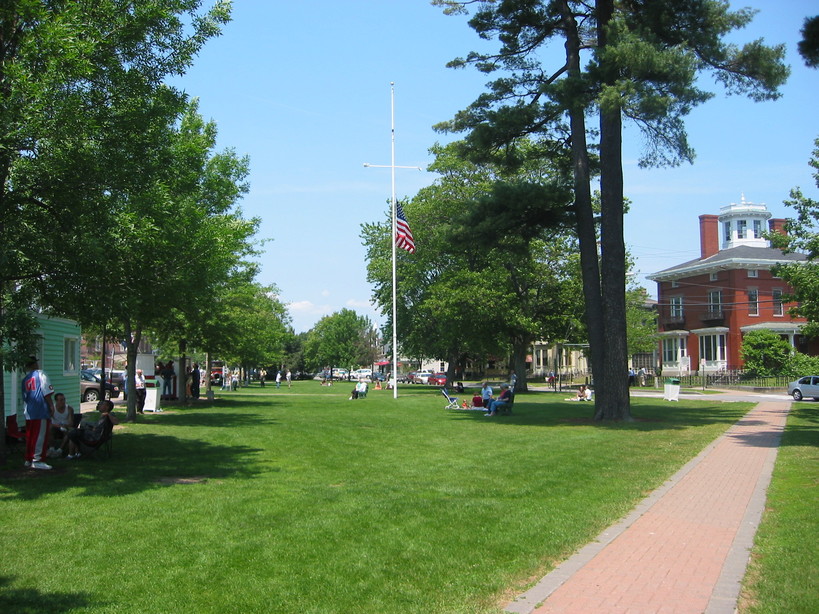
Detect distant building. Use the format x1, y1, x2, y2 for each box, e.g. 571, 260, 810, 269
647, 197, 817, 374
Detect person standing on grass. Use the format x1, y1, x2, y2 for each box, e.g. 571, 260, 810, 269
191, 363, 201, 399
286, 369, 292, 388
275, 370, 282, 389
22, 356, 56, 470
135, 369, 147, 413
480, 381, 493, 409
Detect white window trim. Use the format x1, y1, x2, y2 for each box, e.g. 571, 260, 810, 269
63, 335, 80, 375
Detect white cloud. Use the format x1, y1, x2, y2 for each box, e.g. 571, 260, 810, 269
345, 298, 376, 310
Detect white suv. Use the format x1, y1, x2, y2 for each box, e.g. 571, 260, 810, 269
413, 371, 433, 384
350, 368, 372, 381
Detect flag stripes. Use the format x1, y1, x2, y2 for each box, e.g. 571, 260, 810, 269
395, 202, 415, 254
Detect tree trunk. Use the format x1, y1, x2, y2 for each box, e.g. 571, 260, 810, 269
510, 336, 530, 393
595, 0, 632, 420
124, 323, 141, 422
560, 3, 607, 403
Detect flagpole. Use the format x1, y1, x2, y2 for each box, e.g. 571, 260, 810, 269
390, 83, 399, 399
363, 82, 421, 399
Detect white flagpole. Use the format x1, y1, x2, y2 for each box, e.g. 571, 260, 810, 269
363, 82, 421, 399
390, 83, 399, 399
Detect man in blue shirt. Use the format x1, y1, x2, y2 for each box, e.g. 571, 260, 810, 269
22, 356, 56, 470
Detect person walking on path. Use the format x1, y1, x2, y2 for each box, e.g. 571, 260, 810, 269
22, 356, 56, 470
505, 400, 791, 614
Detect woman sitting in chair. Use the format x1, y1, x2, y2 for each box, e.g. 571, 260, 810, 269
66, 400, 118, 459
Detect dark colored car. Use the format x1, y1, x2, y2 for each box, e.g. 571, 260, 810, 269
80, 370, 120, 402
428, 373, 447, 386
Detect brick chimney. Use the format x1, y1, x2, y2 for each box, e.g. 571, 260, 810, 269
699, 214, 719, 258
768, 218, 787, 236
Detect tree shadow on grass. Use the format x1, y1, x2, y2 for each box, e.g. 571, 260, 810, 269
136, 409, 279, 429
0, 432, 268, 501
444, 399, 752, 431
0, 576, 101, 613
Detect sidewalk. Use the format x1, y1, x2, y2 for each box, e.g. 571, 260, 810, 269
505, 400, 790, 614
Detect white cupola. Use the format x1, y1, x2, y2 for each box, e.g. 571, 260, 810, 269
719, 195, 771, 250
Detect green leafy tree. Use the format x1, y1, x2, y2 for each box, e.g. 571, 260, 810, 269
44, 101, 259, 421
740, 329, 793, 377
283, 331, 309, 376
0, 0, 231, 443
434, 0, 787, 419
799, 15, 819, 68
626, 286, 658, 356
210, 283, 291, 377
363, 141, 585, 391
782, 351, 819, 380
303, 309, 376, 374
768, 140, 819, 338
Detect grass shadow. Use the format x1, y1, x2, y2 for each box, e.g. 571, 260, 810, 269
136, 409, 279, 429
0, 432, 265, 501
0, 576, 100, 613
443, 397, 752, 431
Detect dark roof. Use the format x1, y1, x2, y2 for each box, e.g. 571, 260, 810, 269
649, 245, 806, 279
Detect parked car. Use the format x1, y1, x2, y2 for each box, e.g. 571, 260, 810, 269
332, 368, 349, 381
350, 368, 373, 381
428, 373, 447, 386
787, 375, 819, 401
80, 370, 120, 402
397, 371, 416, 384
413, 371, 434, 385
372, 372, 387, 382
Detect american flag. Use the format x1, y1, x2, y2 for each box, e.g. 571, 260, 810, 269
395, 201, 415, 254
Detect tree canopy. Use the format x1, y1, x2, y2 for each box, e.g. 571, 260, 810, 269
303, 309, 378, 373
362, 140, 585, 389
769, 139, 819, 338
434, 0, 788, 419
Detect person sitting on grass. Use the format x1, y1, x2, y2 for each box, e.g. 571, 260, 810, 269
484, 383, 512, 417
66, 399, 118, 459
565, 385, 587, 401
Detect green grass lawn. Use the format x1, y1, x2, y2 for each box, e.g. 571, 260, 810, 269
1, 384, 755, 613
739, 400, 819, 614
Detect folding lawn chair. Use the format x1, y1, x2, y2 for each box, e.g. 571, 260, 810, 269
441, 388, 459, 410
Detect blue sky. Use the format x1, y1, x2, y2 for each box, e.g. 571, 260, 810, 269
172, 1, 818, 333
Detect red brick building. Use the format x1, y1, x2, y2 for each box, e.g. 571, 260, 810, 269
648, 197, 814, 375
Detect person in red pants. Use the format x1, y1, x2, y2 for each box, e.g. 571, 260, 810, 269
22, 356, 56, 470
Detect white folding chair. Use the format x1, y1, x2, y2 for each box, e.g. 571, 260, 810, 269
441, 388, 459, 409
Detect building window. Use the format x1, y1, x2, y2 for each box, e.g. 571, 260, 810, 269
737, 220, 747, 239
699, 334, 726, 362
63, 337, 79, 374
753, 219, 762, 238
773, 289, 783, 316
723, 222, 731, 243
707, 290, 722, 314
670, 280, 679, 288
670, 296, 684, 319
747, 269, 758, 278
663, 337, 687, 363
709, 272, 718, 281
748, 288, 759, 316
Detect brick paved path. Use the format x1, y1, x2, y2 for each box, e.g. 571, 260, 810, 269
505, 401, 790, 614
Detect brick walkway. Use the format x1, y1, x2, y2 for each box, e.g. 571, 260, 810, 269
505, 401, 790, 614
